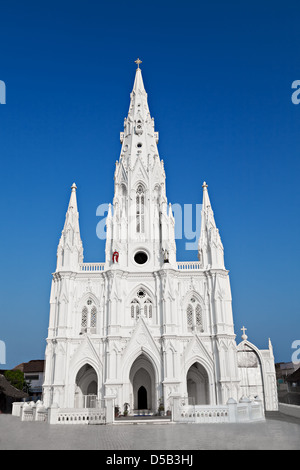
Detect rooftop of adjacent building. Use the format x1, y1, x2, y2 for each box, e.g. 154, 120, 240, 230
13, 360, 45, 374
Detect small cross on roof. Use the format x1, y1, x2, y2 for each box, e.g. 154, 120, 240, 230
241, 325, 248, 340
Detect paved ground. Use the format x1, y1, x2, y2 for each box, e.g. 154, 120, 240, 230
0, 412, 300, 450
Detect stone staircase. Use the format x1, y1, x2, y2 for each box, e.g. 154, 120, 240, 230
114, 410, 172, 425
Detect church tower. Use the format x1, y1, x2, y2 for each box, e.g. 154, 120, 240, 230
42, 61, 278, 418
106, 60, 176, 271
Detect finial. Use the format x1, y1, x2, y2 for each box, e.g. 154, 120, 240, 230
268, 338, 273, 352
135, 58, 142, 69
71, 182, 77, 191
202, 181, 208, 189
241, 326, 248, 341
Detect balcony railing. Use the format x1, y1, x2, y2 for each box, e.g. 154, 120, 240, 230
78, 262, 203, 272
79, 263, 105, 272
177, 262, 202, 270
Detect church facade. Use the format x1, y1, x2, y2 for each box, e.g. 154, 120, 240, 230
42, 63, 278, 417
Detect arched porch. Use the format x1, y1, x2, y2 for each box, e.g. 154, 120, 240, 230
74, 364, 98, 408
186, 362, 210, 405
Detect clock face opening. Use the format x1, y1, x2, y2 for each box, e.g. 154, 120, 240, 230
134, 251, 148, 265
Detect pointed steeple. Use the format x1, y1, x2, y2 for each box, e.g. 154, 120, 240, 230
127, 61, 151, 126
198, 182, 225, 270
107, 60, 175, 270
68, 182, 78, 212
132, 63, 146, 94
116, 60, 160, 169
202, 181, 211, 210
56, 183, 83, 271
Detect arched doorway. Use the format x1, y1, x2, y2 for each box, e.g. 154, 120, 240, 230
129, 354, 156, 411
74, 364, 98, 408
186, 362, 209, 405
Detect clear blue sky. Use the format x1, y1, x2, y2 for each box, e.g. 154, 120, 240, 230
0, 0, 299, 368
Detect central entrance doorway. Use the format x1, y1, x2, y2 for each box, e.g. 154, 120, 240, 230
137, 386, 147, 409
129, 353, 156, 411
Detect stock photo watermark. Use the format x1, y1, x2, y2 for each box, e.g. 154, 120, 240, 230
0, 80, 6, 104
96, 203, 202, 251
0, 340, 6, 364
291, 340, 300, 365
291, 80, 300, 105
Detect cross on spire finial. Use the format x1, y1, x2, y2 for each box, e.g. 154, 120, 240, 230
135, 58, 142, 69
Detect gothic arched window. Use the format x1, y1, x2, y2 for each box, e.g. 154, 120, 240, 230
81, 299, 97, 333
130, 289, 153, 320
186, 297, 203, 331
136, 185, 145, 233
144, 299, 153, 318
91, 306, 97, 328
187, 304, 193, 327
131, 299, 139, 318
81, 306, 88, 328
195, 304, 202, 327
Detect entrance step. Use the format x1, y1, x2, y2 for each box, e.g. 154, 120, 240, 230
116, 415, 170, 420
115, 413, 172, 425
114, 417, 172, 425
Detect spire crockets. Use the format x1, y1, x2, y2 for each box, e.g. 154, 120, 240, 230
198, 182, 225, 270
117, 59, 160, 173
106, 60, 176, 269
56, 183, 83, 271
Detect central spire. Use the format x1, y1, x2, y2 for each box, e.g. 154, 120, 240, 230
118, 58, 158, 170
105, 61, 176, 270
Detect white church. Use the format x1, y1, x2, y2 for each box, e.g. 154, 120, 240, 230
38, 61, 278, 424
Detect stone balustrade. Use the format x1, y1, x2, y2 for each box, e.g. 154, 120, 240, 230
56, 408, 106, 425
179, 405, 229, 423
78, 262, 204, 272
79, 263, 105, 272
177, 262, 202, 270
171, 395, 265, 424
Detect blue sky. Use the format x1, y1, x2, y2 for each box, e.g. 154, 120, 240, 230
0, 0, 299, 368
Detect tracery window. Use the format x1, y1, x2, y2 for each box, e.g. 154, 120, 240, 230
131, 289, 153, 320
131, 299, 139, 318
136, 185, 145, 233
91, 306, 97, 328
186, 297, 203, 331
187, 304, 193, 327
195, 304, 202, 327
81, 306, 88, 328
81, 298, 97, 333
144, 299, 153, 318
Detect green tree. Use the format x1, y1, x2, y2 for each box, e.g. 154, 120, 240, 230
4, 370, 28, 392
